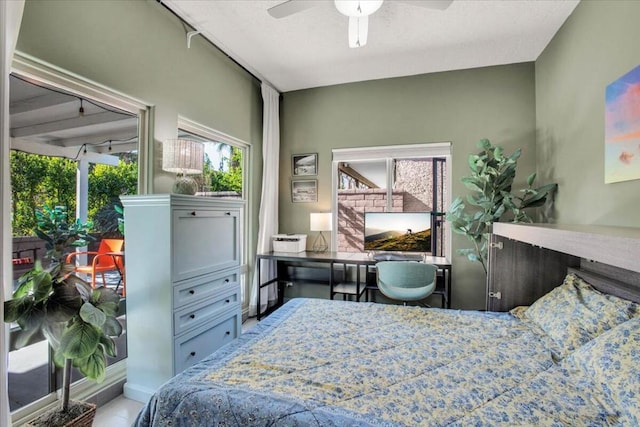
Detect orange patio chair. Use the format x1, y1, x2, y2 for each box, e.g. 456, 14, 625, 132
66, 238, 125, 295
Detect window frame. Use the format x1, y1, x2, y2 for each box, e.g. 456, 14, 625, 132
8, 52, 150, 425
177, 116, 252, 312
331, 142, 452, 260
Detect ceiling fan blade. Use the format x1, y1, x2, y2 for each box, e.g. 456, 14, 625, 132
267, 0, 319, 18
348, 15, 368, 48
397, 0, 454, 11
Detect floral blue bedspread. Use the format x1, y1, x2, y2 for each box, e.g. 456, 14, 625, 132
134, 298, 619, 426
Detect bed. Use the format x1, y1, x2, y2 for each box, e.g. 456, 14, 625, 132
134, 267, 640, 426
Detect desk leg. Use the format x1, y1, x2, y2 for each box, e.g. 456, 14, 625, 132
355, 266, 361, 302
277, 268, 285, 307
446, 266, 451, 309
329, 262, 335, 300
257, 258, 262, 320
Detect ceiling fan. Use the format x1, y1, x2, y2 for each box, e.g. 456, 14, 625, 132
268, 0, 453, 48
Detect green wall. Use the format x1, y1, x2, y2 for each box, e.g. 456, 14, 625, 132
280, 63, 537, 309
15, 0, 263, 266
18, 0, 637, 311
536, 0, 640, 227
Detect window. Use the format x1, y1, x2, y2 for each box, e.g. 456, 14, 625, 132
177, 117, 251, 309
332, 143, 451, 259
177, 131, 243, 199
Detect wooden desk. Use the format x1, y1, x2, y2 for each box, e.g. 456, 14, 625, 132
256, 251, 451, 320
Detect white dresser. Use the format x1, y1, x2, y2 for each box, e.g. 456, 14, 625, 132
121, 194, 243, 403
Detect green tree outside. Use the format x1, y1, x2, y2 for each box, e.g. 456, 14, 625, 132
204, 145, 242, 195
11, 143, 242, 237
88, 160, 138, 219
10, 151, 138, 237
11, 152, 77, 236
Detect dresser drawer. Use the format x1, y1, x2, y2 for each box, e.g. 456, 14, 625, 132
174, 311, 239, 374
172, 209, 240, 281
173, 288, 239, 336
173, 270, 239, 310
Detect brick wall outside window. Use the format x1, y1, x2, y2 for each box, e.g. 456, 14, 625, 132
336, 159, 446, 253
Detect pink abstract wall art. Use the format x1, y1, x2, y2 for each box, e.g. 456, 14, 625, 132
605, 65, 640, 183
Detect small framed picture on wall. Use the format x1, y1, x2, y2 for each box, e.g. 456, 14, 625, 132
291, 179, 318, 203
292, 153, 318, 176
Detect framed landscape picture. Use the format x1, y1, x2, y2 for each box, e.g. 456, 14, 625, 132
291, 179, 318, 203
292, 153, 317, 176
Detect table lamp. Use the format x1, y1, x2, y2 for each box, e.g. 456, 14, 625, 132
310, 212, 332, 252
162, 138, 204, 195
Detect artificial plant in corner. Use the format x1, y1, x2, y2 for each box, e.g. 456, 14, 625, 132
446, 139, 557, 274
4, 206, 123, 426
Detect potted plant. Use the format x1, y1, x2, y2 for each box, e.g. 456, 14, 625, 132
447, 139, 557, 274
92, 200, 125, 238
4, 206, 123, 426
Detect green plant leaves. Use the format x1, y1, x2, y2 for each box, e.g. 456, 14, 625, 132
97, 302, 119, 318
446, 139, 557, 274
14, 327, 42, 350
75, 281, 93, 302
60, 320, 100, 360
100, 335, 117, 358
53, 349, 66, 368
92, 286, 121, 306
34, 205, 95, 260
102, 316, 123, 337
5, 203, 128, 408
478, 138, 492, 150
80, 302, 107, 328
4, 296, 33, 323
43, 322, 66, 351
45, 283, 82, 322
31, 269, 53, 303
74, 345, 107, 383
461, 176, 484, 193
7, 299, 46, 349
16, 301, 45, 332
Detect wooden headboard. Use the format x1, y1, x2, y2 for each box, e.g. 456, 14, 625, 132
569, 265, 640, 304
487, 223, 640, 311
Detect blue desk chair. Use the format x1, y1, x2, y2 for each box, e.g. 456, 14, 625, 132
376, 261, 437, 306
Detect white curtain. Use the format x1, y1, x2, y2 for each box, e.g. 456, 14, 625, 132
1, 0, 26, 423
249, 83, 280, 317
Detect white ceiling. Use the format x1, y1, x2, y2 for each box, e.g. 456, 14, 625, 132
163, 0, 579, 92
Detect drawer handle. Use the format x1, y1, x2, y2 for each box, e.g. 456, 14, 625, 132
189, 290, 195, 295
190, 211, 196, 216
190, 351, 196, 357
225, 299, 230, 304
224, 279, 230, 283
225, 212, 231, 216
225, 331, 230, 335
189, 314, 195, 319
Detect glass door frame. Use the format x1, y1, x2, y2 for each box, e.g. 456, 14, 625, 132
8, 52, 151, 425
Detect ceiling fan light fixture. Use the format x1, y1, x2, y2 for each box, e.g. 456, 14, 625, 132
348, 16, 368, 48
334, 0, 383, 17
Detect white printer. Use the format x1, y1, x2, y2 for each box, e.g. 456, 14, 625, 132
272, 234, 307, 252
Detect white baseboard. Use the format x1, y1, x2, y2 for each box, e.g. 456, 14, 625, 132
123, 382, 155, 404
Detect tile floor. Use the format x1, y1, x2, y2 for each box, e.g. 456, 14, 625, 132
94, 395, 145, 426
93, 317, 260, 425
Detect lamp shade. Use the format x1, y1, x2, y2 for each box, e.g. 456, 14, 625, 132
162, 139, 204, 175
334, 0, 383, 17
310, 213, 333, 231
